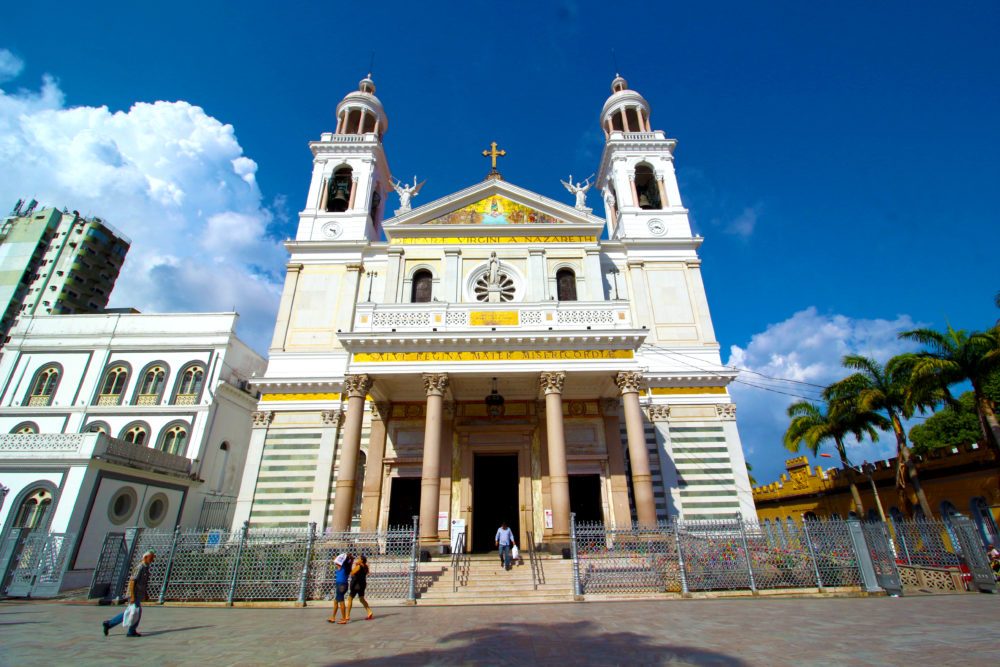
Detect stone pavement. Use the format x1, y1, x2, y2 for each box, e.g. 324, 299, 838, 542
0, 594, 998, 666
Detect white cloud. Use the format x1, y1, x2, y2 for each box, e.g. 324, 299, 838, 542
0, 64, 284, 353
725, 205, 761, 238
727, 307, 922, 486
0, 49, 23, 83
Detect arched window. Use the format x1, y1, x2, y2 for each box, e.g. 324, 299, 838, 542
326, 166, 353, 213
135, 364, 168, 406
159, 424, 189, 456
12, 488, 52, 531
215, 442, 230, 492
970, 497, 999, 545
86, 421, 110, 434
556, 268, 578, 301
97, 365, 129, 405
634, 163, 662, 210
27, 365, 60, 406
121, 422, 149, 446
411, 269, 433, 303
11, 421, 38, 434
174, 364, 205, 405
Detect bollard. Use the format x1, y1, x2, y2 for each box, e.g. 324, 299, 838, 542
736, 516, 757, 593
569, 512, 582, 598
673, 520, 689, 596
297, 522, 316, 606
801, 520, 824, 590
158, 525, 181, 604
227, 521, 249, 606
407, 515, 419, 602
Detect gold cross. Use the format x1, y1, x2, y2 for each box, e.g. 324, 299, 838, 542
482, 141, 506, 170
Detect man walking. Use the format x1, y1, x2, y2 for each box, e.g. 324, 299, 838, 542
495, 521, 516, 571
102, 550, 155, 637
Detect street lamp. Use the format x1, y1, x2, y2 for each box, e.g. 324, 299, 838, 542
484, 377, 505, 420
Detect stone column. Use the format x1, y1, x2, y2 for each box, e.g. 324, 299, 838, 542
318, 177, 329, 211
656, 175, 669, 208
617, 371, 657, 527
310, 410, 344, 527
419, 373, 449, 545
231, 410, 273, 528
331, 374, 372, 532
540, 371, 570, 542
348, 176, 359, 210
356, 109, 366, 133
628, 173, 639, 208
271, 263, 302, 351
621, 107, 631, 132
360, 402, 389, 531
601, 399, 632, 527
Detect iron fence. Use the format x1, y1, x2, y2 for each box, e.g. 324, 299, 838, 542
196, 498, 234, 530
571, 517, 951, 596
92, 519, 419, 604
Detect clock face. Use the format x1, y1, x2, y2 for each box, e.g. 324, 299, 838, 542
321, 221, 343, 239
647, 219, 666, 236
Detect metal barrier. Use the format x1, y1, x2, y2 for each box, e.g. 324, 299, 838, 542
526, 531, 543, 589
451, 531, 466, 592
91, 521, 419, 603
571, 517, 917, 596
2, 530, 75, 598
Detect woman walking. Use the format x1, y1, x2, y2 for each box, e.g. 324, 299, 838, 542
327, 553, 349, 624
345, 555, 374, 622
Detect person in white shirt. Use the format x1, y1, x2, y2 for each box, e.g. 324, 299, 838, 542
495, 522, 516, 571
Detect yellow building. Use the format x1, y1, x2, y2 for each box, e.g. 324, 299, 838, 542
753, 446, 1000, 544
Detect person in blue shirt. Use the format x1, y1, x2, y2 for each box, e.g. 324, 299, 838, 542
495, 522, 516, 571
327, 553, 350, 624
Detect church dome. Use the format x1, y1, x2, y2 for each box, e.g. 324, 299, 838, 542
335, 75, 388, 139
600, 74, 651, 136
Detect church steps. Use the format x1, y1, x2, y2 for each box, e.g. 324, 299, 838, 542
415, 557, 577, 604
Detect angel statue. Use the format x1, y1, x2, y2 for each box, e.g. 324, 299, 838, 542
560, 174, 594, 210
392, 175, 426, 213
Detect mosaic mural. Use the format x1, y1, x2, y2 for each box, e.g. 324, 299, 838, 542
425, 196, 562, 225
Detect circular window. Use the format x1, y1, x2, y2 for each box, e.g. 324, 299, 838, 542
108, 486, 138, 525
144, 493, 169, 528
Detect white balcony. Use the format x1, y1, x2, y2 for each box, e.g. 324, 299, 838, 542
0, 433, 192, 477
352, 301, 634, 334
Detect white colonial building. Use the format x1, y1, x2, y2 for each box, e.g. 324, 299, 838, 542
236, 75, 755, 553
0, 312, 265, 591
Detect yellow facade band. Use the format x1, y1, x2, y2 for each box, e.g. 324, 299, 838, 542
649, 386, 727, 395
261, 392, 341, 402
469, 311, 519, 326
352, 350, 634, 363
390, 236, 598, 245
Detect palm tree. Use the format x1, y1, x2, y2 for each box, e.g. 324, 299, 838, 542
783, 399, 888, 517
827, 354, 936, 518
900, 325, 1000, 456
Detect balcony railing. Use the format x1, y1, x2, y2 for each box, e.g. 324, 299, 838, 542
352, 301, 633, 334
174, 394, 197, 406
93, 436, 192, 476
96, 394, 121, 406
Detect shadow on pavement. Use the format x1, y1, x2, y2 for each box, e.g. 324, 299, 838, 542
328, 620, 747, 666
0, 620, 47, 626
141, 625, 215, 636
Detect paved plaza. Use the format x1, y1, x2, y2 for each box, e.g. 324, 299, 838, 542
0, 594, 998, 666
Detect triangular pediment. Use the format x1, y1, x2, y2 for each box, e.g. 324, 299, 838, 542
383, 179, 604, 242
425, 194, 563, 226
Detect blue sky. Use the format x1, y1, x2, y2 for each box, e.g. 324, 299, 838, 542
1, 1, 997, 484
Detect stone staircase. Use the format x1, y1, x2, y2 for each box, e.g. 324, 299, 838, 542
416, 552, 577, 606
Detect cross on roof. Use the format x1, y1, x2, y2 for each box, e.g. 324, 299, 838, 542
482, 141, 506, 180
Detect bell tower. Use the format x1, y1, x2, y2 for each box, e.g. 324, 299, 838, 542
297, 75, 392, 242
595, 75, 692, 240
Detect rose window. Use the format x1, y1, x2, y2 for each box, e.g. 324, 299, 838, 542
474, 272, 516, 302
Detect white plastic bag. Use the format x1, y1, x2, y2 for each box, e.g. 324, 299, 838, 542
122, 603, 139, 629
511, 545, 520, 561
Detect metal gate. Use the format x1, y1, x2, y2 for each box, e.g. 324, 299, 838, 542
952, 517, 997, 593
860, 521, 902, 595
88, 532, 128, 600
2, 531, 75, 598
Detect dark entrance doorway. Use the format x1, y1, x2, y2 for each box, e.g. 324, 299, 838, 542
472, 454, 519, 553
570, 474, 603, 524
387, 477, 420, 528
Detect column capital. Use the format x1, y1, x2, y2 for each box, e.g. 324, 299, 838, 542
539, 371, 566, 395
601, 398, 620, 416
647, 405, 670, 422
370, 401, 391, 421
285, 263, 304, 274
343, 373, 373, 398
422, 373, 449, 397
321, 409, 345, 427
345, 263, 365, 273
251, 410, 274, 428
615, 371, 645, 396
717, 403, 737, 421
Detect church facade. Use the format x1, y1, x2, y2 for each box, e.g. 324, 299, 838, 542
233, 75, 755, 551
